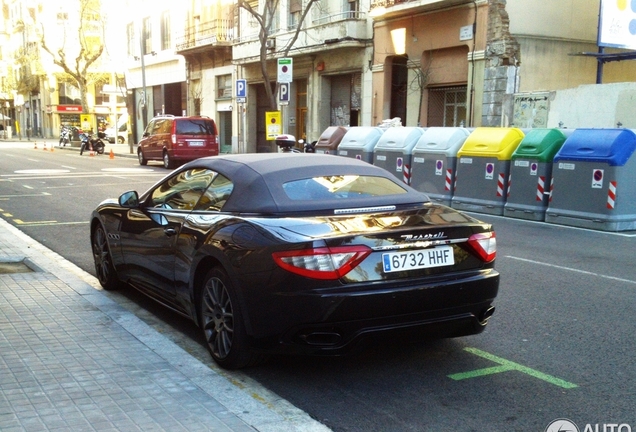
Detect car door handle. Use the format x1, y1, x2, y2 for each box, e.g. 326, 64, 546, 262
164, 228, 177, 237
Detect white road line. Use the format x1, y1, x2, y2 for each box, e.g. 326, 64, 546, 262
506, 256, 636, 285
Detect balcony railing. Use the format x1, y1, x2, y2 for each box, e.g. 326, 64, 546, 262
175, 19, 234, 51
369, 0, 411, 9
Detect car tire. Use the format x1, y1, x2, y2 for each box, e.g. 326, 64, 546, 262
163, 151, 174, 169
199, 268, 264, 369
91, 225, 123, 291
117, 136, 125, 144
138, 149, 147, 166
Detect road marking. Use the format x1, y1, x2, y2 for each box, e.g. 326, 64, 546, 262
15, 169, 71, 174
0, 192, 52, 198
448, 347, 578, 389
13, 220, 89, 226
506, 256, 636, 286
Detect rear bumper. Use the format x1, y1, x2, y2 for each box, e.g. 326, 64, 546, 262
246, 268, 499, 355
168, 147, 218, 161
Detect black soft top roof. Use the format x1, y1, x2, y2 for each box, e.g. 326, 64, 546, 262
183, 153, 429, 214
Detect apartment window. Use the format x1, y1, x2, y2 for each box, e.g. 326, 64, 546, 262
289, 0, 301, 29
217, 75, 232, 99
346, 0, 358, 17
427, 86, 467, 127
161, 11, 171, 50
59, 83, 81, 105
143, 17, 152, 55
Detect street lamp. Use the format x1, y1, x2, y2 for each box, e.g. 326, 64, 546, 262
139, 23, 148, 131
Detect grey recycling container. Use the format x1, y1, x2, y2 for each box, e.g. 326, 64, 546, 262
314, 126, 348, 154
410, 127, 470, 206
451, 127, 524, 215
504, 128, 570, 221
372, 127, 425, 185
545, 128, 636, 231
337, 127, 385, 163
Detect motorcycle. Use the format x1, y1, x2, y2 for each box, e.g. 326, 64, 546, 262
299, 139, 317, 153
79, 131, 106, 156
275, 134, 302, 153
58, 126, 72, 146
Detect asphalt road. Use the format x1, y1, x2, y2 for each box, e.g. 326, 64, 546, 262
2, 141, 635, 432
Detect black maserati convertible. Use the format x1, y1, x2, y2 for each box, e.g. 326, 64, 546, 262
90, 153, 499, 369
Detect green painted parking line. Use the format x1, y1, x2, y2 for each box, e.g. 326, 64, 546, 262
448, 347, 578, 389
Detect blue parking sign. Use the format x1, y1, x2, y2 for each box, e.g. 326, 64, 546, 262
236, 79, 246, 98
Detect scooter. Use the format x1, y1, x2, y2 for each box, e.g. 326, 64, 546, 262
300, 139, 317, 153
275, 134, 302, 153
58, 126, 72, 146
79, 131, 106, 156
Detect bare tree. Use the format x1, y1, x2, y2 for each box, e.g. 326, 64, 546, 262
238, 0, 319, 109
40, 0, 106, 113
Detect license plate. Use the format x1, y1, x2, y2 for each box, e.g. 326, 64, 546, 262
188, 141, 204, 147
382, 246, 454, 273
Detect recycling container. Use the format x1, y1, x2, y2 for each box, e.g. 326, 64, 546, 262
504, 128, 570, 221
337, 127, 385, 163
373, 127, 425, 184
314, 126, 348, 154
545, 128, 636, 231
451, 127, 524, 215
410, 127, 471, 206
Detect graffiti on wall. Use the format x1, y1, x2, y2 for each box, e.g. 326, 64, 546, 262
512, 93, 550, 128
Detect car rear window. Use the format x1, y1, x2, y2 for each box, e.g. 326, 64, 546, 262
175, 119, 217, 135
282, 175, 407, 201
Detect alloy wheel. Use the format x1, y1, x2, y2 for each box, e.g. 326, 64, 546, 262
201, 276, 234, 360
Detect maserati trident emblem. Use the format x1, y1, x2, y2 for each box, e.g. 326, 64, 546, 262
401, 232, 447, 241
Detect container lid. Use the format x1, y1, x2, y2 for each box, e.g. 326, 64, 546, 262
338, 127, 385, 151
457, 127, 525, 160
413, 127, 470, 157
512, 128, 568, 162
315, 126, 348, 150
374, 127, 425, 153
554, 128, 636, 166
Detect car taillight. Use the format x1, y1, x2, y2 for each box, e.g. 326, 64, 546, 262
171, 134, 176, 144
466, 232, 496, 262
272, 246, 372, 280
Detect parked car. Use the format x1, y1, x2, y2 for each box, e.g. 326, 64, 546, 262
137, 115, 219, 169
104, 122, 127, 144
90, 153, 499, 369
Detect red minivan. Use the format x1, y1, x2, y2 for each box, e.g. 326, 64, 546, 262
137, 115, 219, 169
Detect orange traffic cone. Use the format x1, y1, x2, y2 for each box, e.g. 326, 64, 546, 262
109, 149, 115, 159
50, 142, 54, 152
43, 142, 47, 151
34, 142, 37, 149
89, 150, 95, 157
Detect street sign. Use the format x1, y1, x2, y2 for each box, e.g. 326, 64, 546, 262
279, 83, 290, 105
277, 58, 293, 83
236, 79, 246, 103
266, 111, 282, 140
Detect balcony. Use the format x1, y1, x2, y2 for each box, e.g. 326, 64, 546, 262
233, 11, 370, 63
175, 19, 234, 55
369, 0, 472, 18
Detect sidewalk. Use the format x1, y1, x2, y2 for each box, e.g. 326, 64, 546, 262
0, 214, 330, 430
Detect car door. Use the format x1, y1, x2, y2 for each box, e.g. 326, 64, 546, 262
118, 167, 217, 302
141, 119, 158, 159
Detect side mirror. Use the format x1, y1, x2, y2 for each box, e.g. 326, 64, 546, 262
119, 190, 139, 208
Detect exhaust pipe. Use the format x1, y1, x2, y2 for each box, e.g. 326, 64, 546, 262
479, 306, 495, 324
